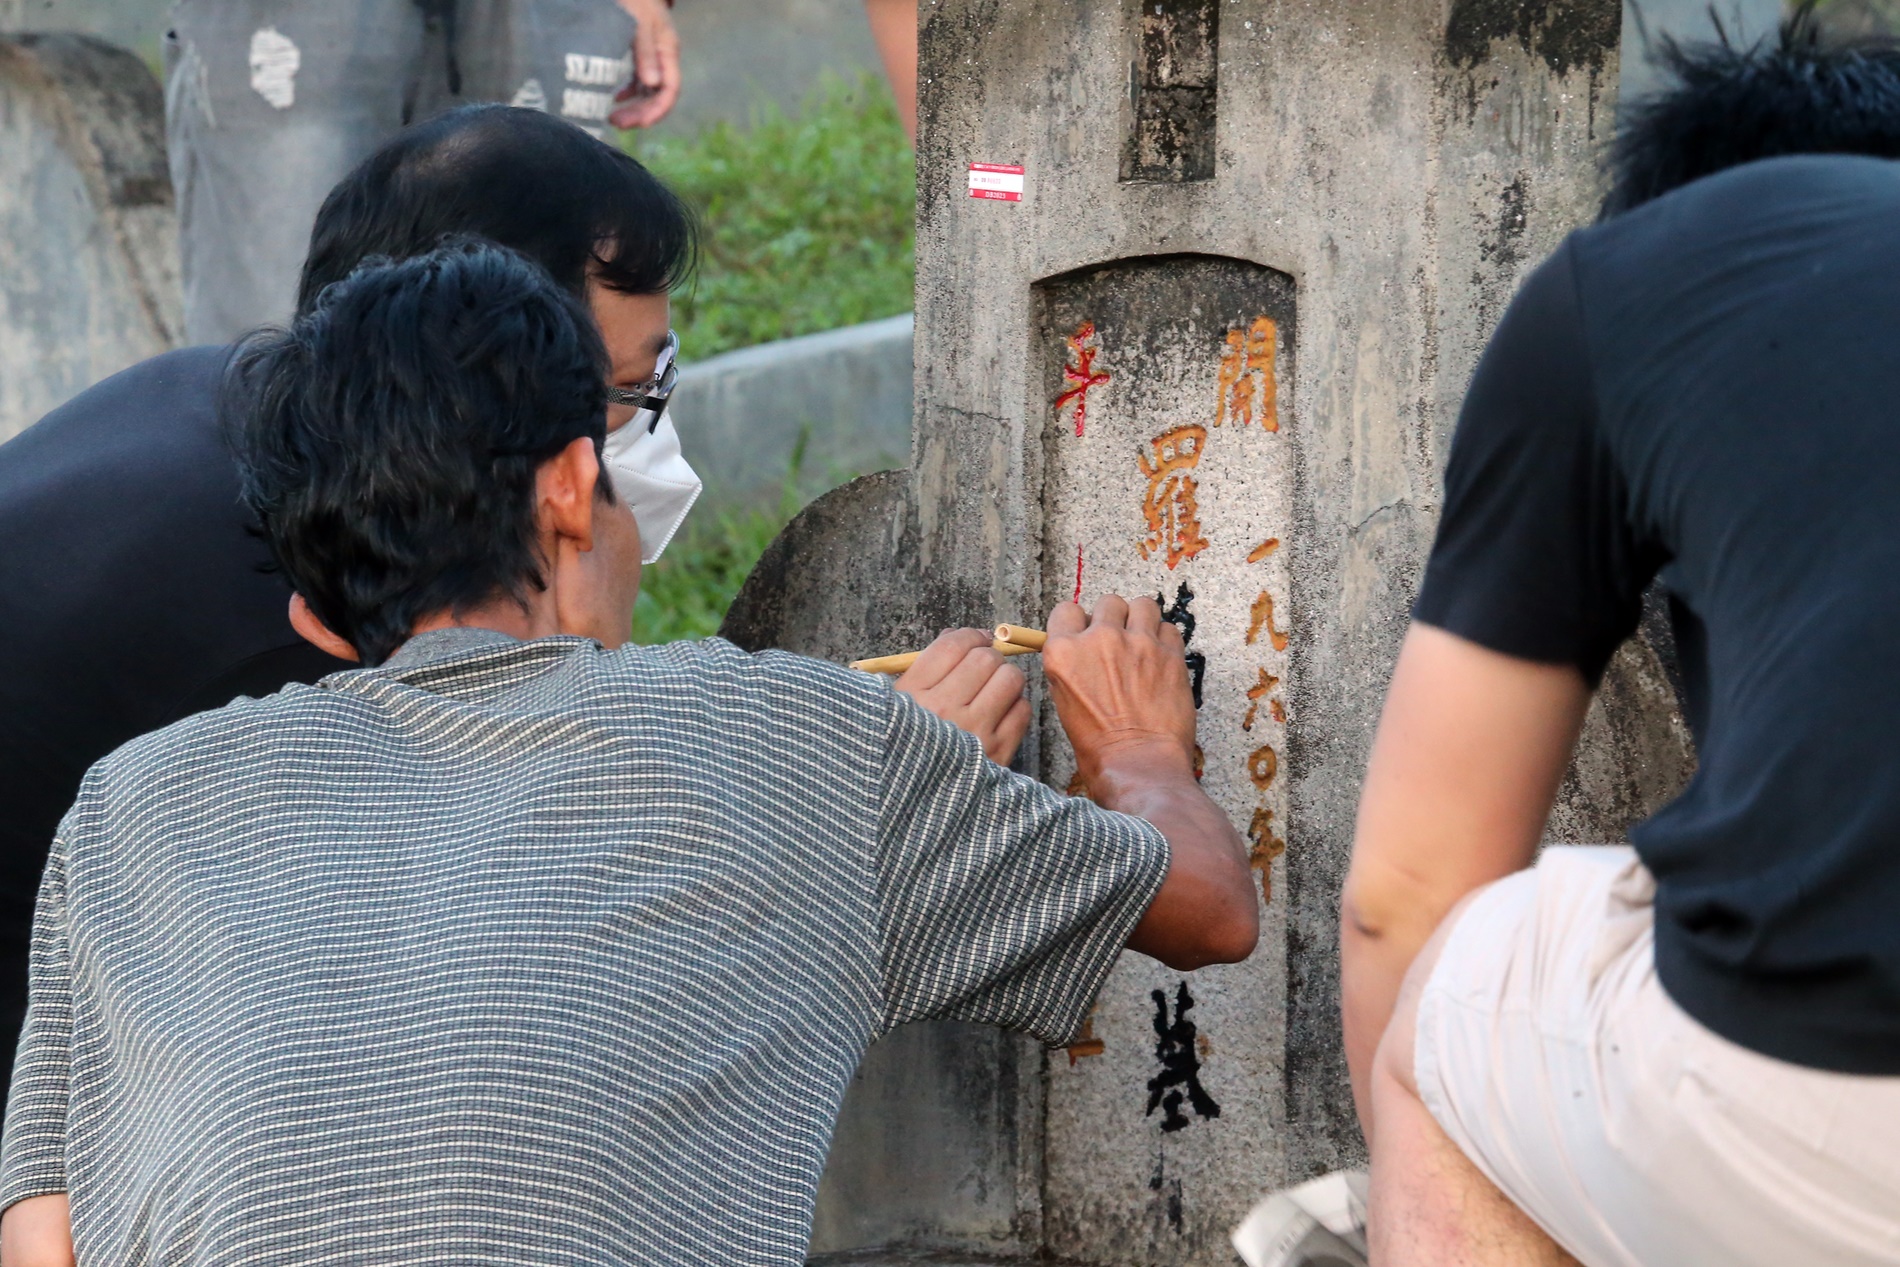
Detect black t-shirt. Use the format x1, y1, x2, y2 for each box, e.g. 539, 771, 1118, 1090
1416, 155, 1900, 1074
0, 347, 348, 1095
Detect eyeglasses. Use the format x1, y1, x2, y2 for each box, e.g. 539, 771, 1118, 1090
605, 329, 679, 433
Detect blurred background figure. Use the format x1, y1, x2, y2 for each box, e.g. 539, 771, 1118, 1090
164, 0, 681, 343
861, 0, 913, 140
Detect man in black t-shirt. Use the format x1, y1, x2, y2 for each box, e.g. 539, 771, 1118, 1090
1343, 15, 1900, 1267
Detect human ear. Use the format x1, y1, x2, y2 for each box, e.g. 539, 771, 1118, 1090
538, 436, 601, 554
289, 594, 360, 662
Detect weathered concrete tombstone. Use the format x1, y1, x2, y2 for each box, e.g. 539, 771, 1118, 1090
728, 1, 1696, 1261
0, 33, 182, 444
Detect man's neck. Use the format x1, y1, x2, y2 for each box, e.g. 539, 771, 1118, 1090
408, 596, 561, 644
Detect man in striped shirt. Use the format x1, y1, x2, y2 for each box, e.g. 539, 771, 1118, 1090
0, 241, 1258, 1264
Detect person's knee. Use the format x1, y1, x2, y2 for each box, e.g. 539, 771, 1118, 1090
1368, 883, 1491, 1143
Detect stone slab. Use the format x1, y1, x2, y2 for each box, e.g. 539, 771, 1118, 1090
0, 32, 181, 445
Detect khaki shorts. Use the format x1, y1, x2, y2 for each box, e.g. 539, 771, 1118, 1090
1415, 846, 1900, 1267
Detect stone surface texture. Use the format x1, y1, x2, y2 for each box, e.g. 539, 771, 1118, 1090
0, 33, 181, 444
732, 2, 1698, 1264
676, 314, 913, 512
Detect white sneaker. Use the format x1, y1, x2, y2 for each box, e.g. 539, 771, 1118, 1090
1231, 1169, 1369, 1267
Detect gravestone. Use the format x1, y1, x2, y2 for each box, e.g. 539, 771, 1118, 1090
0, 33, 181, 444
728, 2, 1696, 1262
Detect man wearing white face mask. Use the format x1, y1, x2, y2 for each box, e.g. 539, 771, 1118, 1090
600, 327, 700, 564
0, 102, 1029, 1150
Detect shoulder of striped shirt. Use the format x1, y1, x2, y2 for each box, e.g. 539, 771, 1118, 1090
77, 635, 899, 790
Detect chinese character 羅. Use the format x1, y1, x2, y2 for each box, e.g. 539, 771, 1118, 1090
1139, 425, 1211, 569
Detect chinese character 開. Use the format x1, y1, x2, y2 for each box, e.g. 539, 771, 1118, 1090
1215, 316, 1278, 431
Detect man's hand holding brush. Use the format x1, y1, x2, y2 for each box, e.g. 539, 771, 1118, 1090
895, 629, 1033, 765
881, 596, 1258, 971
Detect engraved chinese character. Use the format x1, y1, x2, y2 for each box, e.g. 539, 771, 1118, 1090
1246, 589, 1290, 651
1056, 320, 1111, 437
1215, 316, 1278, 431
1139, 425, 1210, 569
1247, 744, 1278, 791
1066, 1008, 1105, 1065
1242, 667, 1281, 731
1157, 582, 1207, 707
1248, 808, 1286, 902
1146, 983, 1221, 1132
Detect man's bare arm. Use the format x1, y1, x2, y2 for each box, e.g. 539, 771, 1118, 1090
1, 1194, 73, 1267
862, 0, 918, 142
1044, 596, 1258, 970
610, 0, 681, 129
1340, 623, 1590, 1134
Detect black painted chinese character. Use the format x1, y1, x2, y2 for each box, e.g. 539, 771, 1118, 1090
1156, 583, 1206, 708
1146, 982, 1221, 1132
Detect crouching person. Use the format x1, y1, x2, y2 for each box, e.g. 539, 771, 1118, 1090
0, 242, 1256, 1265
1342, 14, 1900, 1267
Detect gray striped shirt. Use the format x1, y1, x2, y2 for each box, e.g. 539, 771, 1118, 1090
0, 628, 1167, 1264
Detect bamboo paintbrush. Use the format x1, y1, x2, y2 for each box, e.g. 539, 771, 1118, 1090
850, 624, 1048, 675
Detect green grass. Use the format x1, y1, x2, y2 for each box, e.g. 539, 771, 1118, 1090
622, 74, 915, 642
626, 73, 916, 361
628, 501, 793, 643
628, 443, 808, 645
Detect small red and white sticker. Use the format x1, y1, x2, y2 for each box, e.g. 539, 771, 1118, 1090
969, 163, 1025, 201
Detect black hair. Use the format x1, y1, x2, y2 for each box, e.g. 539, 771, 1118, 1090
230, 240, 612, 667
297, 104, 696, 312
1605, 2, 1900, 216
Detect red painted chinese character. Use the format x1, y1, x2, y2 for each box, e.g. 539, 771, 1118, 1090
1056, 321, 1111, 437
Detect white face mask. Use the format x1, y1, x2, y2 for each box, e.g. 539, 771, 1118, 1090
600, 332, 702, 564
603, 411, 702, 565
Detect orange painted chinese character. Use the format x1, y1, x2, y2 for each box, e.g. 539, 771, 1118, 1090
1056, 320, 1111, 437
1066, 1011, 1106, 1064
1242, 667, 1281, 731
1248, 808, 1286, 901
1248, 745, 1278, 791
1246, 537, 1281, 563
1215, 316, 1278, 431
1247, 590, 1290, 651
1138, 424, 1210, 569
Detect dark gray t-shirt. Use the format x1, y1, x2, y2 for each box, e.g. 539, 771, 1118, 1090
1415, 155, 1900, 1074
0, 629, 1167, 1264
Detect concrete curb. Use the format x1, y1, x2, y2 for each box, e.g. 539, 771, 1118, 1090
671, 312, 913, 513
